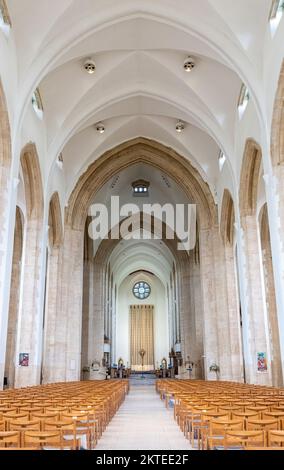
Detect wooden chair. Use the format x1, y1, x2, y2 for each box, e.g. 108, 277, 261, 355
224, 430, 265, 450
23, 431, 64, 450
268, 430, 284, 447
207, 419, 244, 450
0, 431, 20, 448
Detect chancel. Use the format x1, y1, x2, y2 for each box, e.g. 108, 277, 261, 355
0, 0, 284, 452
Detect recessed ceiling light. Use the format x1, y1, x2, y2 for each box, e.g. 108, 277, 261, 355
83, 58, 96, 74
184, 56, 195, 72
176, 120, 185, 133
96, 122, 105, 134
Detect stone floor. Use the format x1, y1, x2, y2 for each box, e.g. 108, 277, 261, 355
95, 383, 192, 450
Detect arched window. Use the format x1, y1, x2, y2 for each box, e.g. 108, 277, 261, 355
218, 151, 226, 172
270, 0, 284, 20
32, 88, 44, 119
238, 84, 250, 119
269, 0, 284, 33
0, 0, 11, 29
132, 179, 149, 196
133, 281, 151, 300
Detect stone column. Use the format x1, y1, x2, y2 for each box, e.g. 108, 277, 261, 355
223, 244, 244, 382
14, 218, 44, 387
179, 258, 190, 376
199, 227, 219, 380
188, 251, 204, 379
63, 227, 84, 382
240, 215, 272, 385
4, 208, 23, 387
265, 168, 284, 384
81, 257, 94, 376
199, 226, 239, 381
42, 245, 64, 383
0, 177, 18, 390
260, 209, 282, 386
88, 260, 104, 369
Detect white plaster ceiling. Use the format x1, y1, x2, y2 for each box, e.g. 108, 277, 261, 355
6, 0, 274, 196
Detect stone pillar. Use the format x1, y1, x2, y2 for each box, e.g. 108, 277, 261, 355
81, 257, 94, 376
199, 227, 219, 380
14, 218, 44, 387
179, 258, 190, 376
240, 215, 272, 385
63, 227, 84, 382
4, 208, 23, 387
223, 244, 244, 382
260, 206, 282, 386
188, 252, 204, 379
42, 245, 64, 383
88, 260, 104, 369
199, 226, 240, 381
0, 177, 17, 390
265, 168, 284, 384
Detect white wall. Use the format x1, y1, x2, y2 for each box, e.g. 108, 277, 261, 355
116, 273, 169, 369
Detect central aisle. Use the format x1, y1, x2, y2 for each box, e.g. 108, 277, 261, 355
95, 383, 192, 450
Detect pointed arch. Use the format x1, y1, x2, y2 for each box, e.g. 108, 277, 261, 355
66, 138, 216, 231
220, 189, 235, 246
271, 60, 284, 166
20, 143, 43, 220
48, 192, 63, 248
15, 143, 44, 387
239, 139, 262, 218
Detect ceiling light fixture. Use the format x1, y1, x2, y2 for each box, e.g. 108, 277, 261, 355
96, 122, 105, 134
176, 120, 185, 133
83, 58, 96, 74
184, 56, 195, 72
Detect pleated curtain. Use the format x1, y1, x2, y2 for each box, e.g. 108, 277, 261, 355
130, 305, 154, 369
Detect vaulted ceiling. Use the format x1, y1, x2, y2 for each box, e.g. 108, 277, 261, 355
3, 0, 281, 205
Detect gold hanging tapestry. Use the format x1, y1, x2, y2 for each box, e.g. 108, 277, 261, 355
130, 305, 154, 370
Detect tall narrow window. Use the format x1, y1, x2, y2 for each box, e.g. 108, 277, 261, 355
32, 88, 44, 119
238, 84, 249, 119
0, 0, 11, 30
218, 151, 226, 172
269, 0, 284, 33
270, 0, 284, 20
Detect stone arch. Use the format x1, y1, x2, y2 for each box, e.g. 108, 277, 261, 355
239, 139, 262, 218
271, 60, 284, 166
220, 189, 235, 246
66, 138, 216, 231
52, 138, 242, 382
42, 193, 64, 384
48, 192, 63, 248
219, 189, 243, 381
238, 139, 272, 385
14, 143, 44, 388
83, 214, 203, 380
20, 143, 43, 220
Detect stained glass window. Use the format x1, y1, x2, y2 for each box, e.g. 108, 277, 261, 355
133, 281, 151, 300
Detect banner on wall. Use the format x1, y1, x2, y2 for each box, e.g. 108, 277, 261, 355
257, 352, 268, 372
19, 353, 29, 367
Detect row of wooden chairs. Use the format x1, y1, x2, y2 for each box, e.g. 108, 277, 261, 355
157, 379, 284, 450
0, 380, 128, 449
